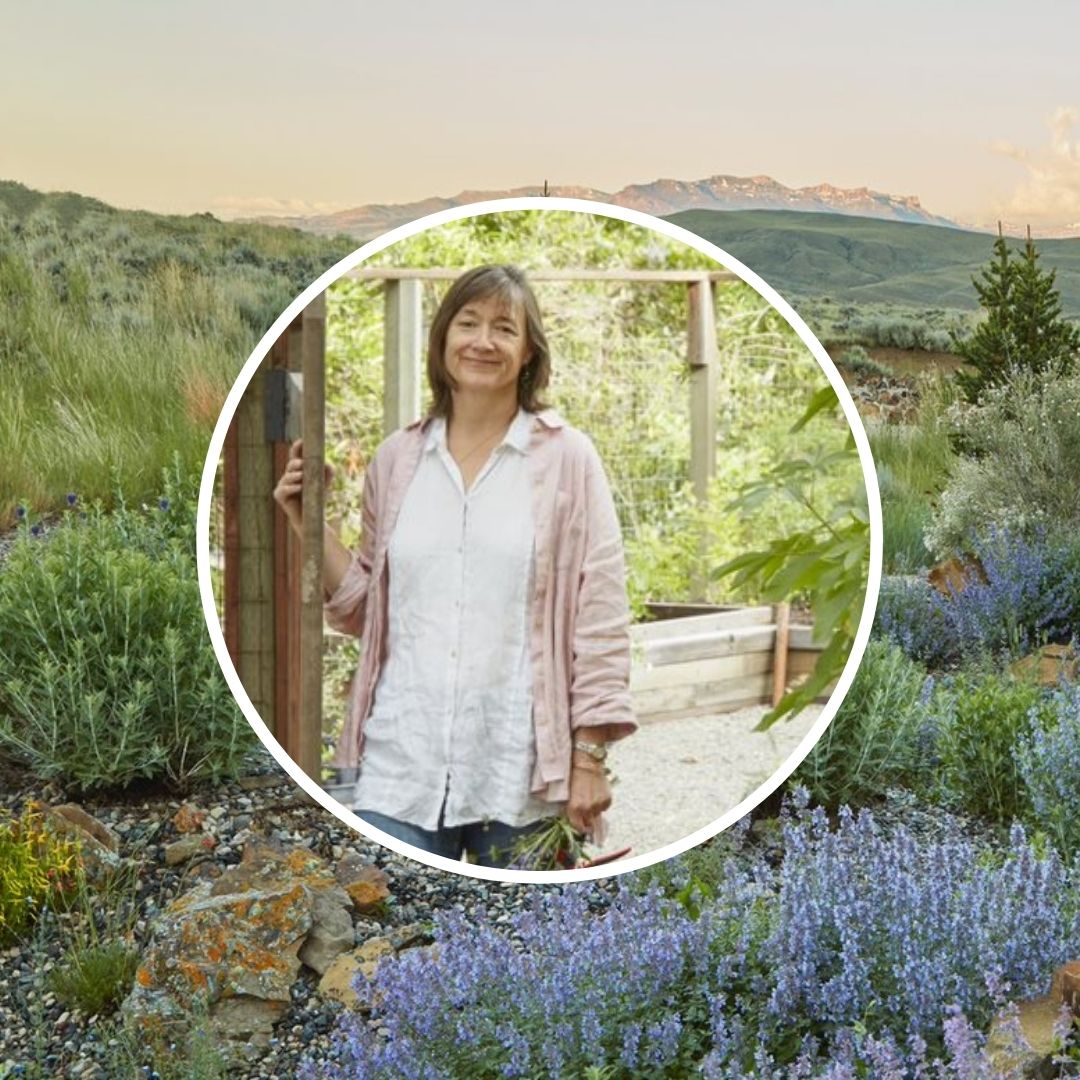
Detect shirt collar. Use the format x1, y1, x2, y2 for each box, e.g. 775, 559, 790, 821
424, 408, 536, 455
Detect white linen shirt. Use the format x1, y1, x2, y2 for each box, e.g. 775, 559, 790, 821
353, 408, 551, 831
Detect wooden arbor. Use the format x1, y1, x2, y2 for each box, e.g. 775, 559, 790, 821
221, 268, 737, 781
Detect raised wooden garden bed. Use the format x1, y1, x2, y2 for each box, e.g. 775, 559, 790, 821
631, 603, 828, 724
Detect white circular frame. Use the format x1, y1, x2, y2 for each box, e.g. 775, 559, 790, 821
196, 196, 883, 884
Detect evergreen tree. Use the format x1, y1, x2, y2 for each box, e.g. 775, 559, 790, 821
954, 226, 1080, 403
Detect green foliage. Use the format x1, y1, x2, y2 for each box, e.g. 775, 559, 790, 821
926, 367, 1080, 557
794, 639, 931, 808
48, 939, 140, 1015
0, 470, 254, 791
0, 807, 81, 942
930, 672, 1053, 824
0, 186, 352, 519
89, 1000, 230, 1080
630, 831, 749, 906
837, 345, 893, 377
868, 379, 957, 572
325, 211, 847, 614
713, 387, 870, 726
953, 233, 1080, 404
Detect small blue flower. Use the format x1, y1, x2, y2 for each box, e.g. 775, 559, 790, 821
66, 492, 77, 507
30, 523, 42, 537
15, 506, 26, 520
158, 497, 170, 511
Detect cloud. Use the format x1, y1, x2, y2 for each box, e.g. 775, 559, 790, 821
206, 195, 350, 220
991, 106, 1080, 228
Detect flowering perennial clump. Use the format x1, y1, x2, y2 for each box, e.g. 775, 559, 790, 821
306, 801, 1080, 1078
1016, 684, 1080, 857
876, 527, 1080, 668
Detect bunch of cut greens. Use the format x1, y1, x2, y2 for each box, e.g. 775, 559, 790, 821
507, 817, 587, 871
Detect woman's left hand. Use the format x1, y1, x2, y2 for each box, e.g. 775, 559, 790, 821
566, 763, 612, 837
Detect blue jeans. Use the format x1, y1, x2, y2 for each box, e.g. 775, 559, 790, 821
358, 809, 549, 868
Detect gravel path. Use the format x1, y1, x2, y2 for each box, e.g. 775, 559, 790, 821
603, 704, 823, 858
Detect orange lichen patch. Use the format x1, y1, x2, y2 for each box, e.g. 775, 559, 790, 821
171, 803, 207, 834
346, 879, 390, 912
178, 960, 209, 992
928, 555, 987, 596
136, 965, 154, 988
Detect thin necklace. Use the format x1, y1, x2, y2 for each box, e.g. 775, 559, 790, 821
448, 413, 515, 466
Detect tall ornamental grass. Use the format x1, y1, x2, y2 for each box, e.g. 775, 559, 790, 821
867, 379, 957, 574
0, 200, 353, 520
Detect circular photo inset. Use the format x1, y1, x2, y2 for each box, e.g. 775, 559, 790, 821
196, 198, 882, 882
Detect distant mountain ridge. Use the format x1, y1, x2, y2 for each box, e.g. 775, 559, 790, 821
242, 174, 957, 239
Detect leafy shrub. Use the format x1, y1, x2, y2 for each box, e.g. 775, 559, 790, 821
836, 345, 893, 378
714, 387, 870, 725
929, 672, 1053, 824
868, 390, 956, 574
875, 528, 1080, 668
307, 804, 1079, 1078
0, 475, 254, 791
0, 807, 81, 942
926, 368, 1080, 556
1017, 685, 1080, 857
794, 639, 932, 809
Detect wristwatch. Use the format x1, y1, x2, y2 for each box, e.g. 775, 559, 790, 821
572, 739, 608, 763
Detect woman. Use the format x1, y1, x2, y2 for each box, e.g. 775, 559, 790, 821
274, 264, 636, 868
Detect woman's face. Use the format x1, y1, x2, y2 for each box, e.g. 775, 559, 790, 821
443, 292, 531, 401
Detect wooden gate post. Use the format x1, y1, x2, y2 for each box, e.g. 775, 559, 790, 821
296, 294, 326, 782
383, 279, 422, 435
688, 276, 718, 599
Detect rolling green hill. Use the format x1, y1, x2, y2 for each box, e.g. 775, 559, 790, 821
666, 209, 1080, 317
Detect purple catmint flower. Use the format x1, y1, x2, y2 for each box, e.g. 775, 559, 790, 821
66, 492, 77, 507
876, 526, 1080, 668
158, 497, 170, 511
15, 505, 26, 519
30, 523, 42, 537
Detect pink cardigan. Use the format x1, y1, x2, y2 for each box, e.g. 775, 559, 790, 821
325, 409, 637, 803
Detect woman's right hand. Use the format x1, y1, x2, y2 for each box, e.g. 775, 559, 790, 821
273, 439, 334, 537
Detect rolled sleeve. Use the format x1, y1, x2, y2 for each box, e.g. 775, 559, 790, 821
323, 463, 378, 638
569, 443, 637, 742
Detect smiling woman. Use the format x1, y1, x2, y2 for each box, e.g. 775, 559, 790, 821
273, 264, 637, 868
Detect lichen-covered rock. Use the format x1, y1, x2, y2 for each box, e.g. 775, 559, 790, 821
123, 837, 370, 1047
33, 802, 123, 881
299, 889, 355, 975
123, 881, 312, 1045
334, 853, 390, 913
164, 834, 215, 866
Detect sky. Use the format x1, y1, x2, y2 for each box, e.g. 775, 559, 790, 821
3, 1, 1078, 231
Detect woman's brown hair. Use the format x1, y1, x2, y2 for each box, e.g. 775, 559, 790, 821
426, 265, 551, 417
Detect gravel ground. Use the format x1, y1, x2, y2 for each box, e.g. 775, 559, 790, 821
603, 703, 823, 858
0, 745, 621, 1078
